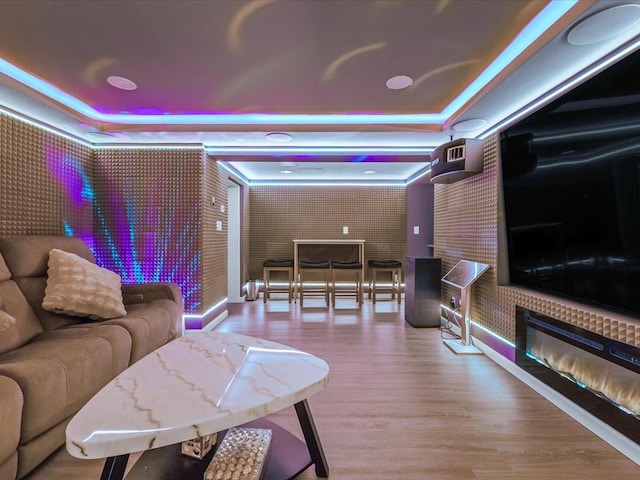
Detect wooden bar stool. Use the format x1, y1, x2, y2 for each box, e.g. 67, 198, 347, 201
331, 261, 363, 307
298, 261, 331, 307
367, 260, 402, 304
262, 259, 294, 303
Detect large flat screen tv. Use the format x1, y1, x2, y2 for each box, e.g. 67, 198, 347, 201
500, 47, 640, 318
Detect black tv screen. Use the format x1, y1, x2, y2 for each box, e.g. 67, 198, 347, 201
500, 47, 640, 318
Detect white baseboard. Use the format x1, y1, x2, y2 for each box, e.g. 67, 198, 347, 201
443, 318, 640, 466
185, 310, 228, 334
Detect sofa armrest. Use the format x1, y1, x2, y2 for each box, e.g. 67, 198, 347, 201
121, 283, 184, 333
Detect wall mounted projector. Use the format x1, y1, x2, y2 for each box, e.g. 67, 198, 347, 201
429, 138, 484, 184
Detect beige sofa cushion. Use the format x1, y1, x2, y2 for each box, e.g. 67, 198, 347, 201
43, 249, 126, 320
0, 329, 122, 443
0, 375, 22, 480
0, 310, 15, 332
0, 256, 17, 333
0, 254, 10, 282
0, 280, 44, 356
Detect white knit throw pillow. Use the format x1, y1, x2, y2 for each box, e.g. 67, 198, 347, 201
43, 249, 126, 320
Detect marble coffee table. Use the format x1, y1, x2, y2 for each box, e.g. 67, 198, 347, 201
66, 331, 330, 479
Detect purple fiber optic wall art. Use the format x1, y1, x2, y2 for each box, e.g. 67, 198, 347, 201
0, 112, 94, 238
44, 143, 95, 249
92, 149, 203, 313
0, 114, 219, 318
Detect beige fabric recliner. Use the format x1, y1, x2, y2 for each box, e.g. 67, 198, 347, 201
0, 235, 183, 480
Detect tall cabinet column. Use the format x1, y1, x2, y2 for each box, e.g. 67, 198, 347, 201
404, 257, 441, 327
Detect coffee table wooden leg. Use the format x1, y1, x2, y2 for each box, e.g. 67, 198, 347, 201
294, 399, 329, 478
100, 454, 129, 480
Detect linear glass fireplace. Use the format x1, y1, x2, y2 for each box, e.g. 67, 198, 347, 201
515, 306, 640, 444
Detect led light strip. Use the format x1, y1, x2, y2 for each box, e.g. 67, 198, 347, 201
93, 144, 205, 150
0, 1, 576, 127
441, 304, 514, 347
480, 37, 640, 140
0, 105, 92, 147
183, 298, 228, 319
405, 168, 432, 185
205, 146, 434, 155
442, 0, 578, 118
248, 180, 407, 187
216, 161, 250, 184
1, 105, 206, 151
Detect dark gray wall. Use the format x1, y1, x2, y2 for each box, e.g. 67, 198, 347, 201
406, 182, 434, 257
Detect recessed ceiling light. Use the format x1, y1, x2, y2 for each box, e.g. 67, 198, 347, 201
280, 169, 294, 174
452, 118, 487, 131
106, 75, 137, 91
266, 132, 293, 143
386, 75, 413, 90
567, 4, 640, 46
362, 169, 376, 175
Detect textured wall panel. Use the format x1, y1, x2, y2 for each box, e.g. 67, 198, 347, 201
434, 134, 640, 347
0, 115, 231, 318
241, 180, 250, 284
94, 148, 203, 313
0, 113, 93, 240
249, 186, 406, 279
202, 155, 228, 312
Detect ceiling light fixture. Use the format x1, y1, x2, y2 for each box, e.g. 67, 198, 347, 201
266, 132, 293, 143
106, 75, 137, 91
452, 118, 487, 132
567, 4, 640, 46
280, 169, 294, 174
362, 169, 376, 174
386, 75, 413, 90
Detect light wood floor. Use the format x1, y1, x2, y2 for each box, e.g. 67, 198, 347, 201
26, 295, 639, 479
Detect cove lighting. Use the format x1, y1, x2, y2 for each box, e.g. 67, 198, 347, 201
249, 180, 405, 187
216, 160, 251, 185
471, 319, 515, 348
183, 298, 228, 319
217, 161, 250, 184
0, 1, 576, 128
479, 37, 640, 140
441, 0, 578, 118
441, 304, 515, 348
405, 167, 431, 185
205, 146, 433, 155
0, 58, 97, 118
0, 106, 92, 147
93, 144, 205, 150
